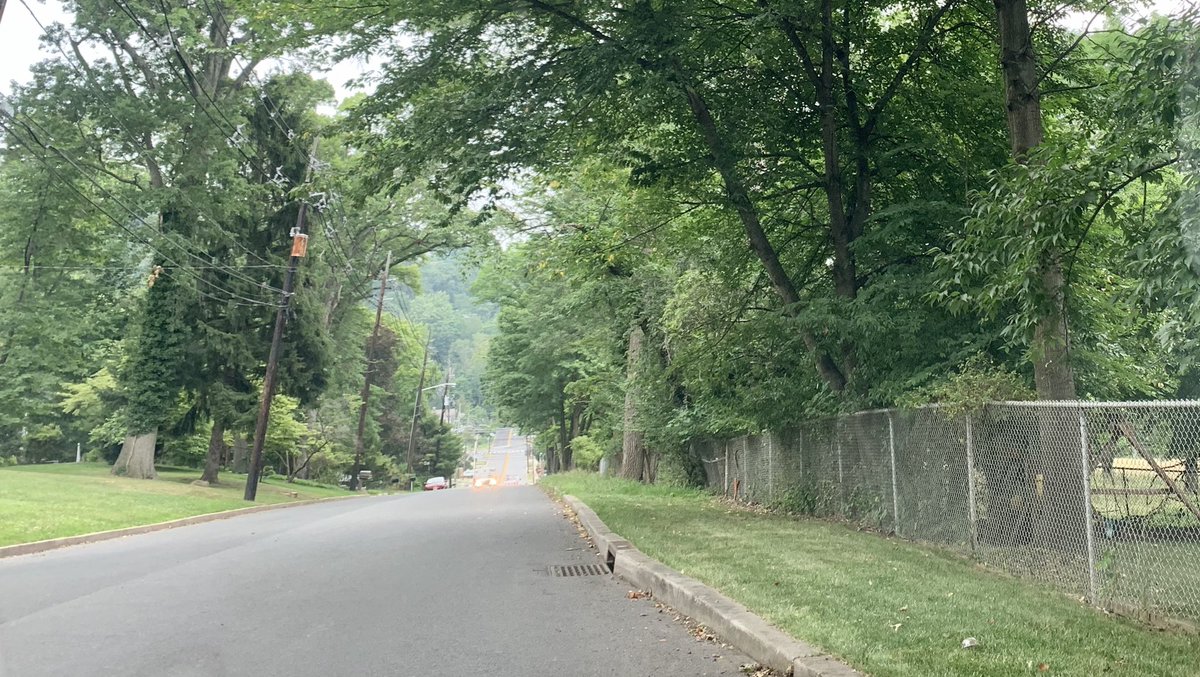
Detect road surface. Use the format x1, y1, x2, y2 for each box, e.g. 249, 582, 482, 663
0, 483, 750, 676
470, 427, 531, 485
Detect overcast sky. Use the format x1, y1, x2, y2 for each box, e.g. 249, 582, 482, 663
0, 0, 368, 98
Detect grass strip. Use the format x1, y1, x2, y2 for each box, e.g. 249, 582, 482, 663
0, 462, 351, 547
542, 472, 1200, 677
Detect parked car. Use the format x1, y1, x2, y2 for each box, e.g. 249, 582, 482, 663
424, 476, 449, 491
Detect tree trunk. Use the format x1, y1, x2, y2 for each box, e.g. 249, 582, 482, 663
621, 324, 647, 481
200, 419, 225, 484
993, 0, 1084, 554
994, 0, 1076, 400
565, 401, 584, 471
231, 435, 249, 474
815, 0, 858, 304
111, 430, 157, 479
556, 401, 571, 473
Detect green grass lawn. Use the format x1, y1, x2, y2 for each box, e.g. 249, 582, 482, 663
542, 472, 1200, 677
0, 463, 353, 547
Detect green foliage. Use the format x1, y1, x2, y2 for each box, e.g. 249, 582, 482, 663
5, 0, 1200, 505
896, 355, 1034, 416
416, 414, 464, 479
121, 274, 198, 435
569, 435, 605, 471
161, 428, 210, 468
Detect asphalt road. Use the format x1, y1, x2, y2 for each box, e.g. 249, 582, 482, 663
469, 427, 531, 486
0, 480, 750, 676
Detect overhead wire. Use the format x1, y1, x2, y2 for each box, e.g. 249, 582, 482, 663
14, 0, 291, 275
112, 0, 274, 183
196, 0, 385, 301
3, 109, 287, 295
0, 114, 283, 307
180, 0, 383, 313
29, 0, 402, 315
111, 0, 345, 310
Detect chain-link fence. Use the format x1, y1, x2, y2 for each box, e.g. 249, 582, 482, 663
694, 401, 1200, 624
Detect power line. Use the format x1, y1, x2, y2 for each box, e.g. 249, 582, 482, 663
112, 0, 271, 182
143, 0, 371, 306
53, 0, 383, 314
14, 0, 292, 273
161, 269, 281, 308
0, 263, 283, 271
3, 108, 287, 295
0, 115, 283, 307
196, 0, 377, 301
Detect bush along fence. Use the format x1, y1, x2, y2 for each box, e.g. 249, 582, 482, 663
694, 401, 1200, 625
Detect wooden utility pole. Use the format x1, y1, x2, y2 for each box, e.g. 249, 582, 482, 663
244, 206, 310, 501
245, 140, 318, 501
432, 366, 453, 482
349, 251, 391, 490
405, 332, 431, 474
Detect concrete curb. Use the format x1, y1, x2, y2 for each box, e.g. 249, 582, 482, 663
0, 493, 373, 560
562, 494, 863, 677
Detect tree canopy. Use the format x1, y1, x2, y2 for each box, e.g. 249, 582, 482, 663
2, 0, 1198, 486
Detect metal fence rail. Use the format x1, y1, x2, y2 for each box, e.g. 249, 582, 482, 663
694, 401, 1200, 624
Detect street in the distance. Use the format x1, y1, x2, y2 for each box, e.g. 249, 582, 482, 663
466, 427, 533, 488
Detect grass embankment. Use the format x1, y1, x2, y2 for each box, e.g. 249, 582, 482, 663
0, 462, 351, 547
542, 472, 1200, 677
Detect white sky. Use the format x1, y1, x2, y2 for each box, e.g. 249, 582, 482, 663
0, 0, 368, 98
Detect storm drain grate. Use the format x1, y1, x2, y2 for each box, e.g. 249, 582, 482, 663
549, 563, 609, 577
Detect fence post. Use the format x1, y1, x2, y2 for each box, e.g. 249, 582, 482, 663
742, 436, 750, 503
767, 433, 775, 502
1078, 410, 1099, 605
797, 429, 805, 481
965, 413, 978, 555
836, 420, 845, 517
888, 411, 900, 537
724, 441, 730, 497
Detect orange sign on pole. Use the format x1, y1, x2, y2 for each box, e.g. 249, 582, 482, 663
290, 233, 309, 258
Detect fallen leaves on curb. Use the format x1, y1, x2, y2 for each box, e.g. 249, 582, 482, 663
627, 589, 651, 600
556, 502, 596, 549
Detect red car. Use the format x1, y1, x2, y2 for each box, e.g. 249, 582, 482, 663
423, 476, 449, 491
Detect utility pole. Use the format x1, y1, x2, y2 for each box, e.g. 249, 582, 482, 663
405, 332, 431, 474
245, 143, 317, 501
438, 367, 454, 427
349, 251, 391, 491
244, 212, 310, 500
434, 366, 453, 485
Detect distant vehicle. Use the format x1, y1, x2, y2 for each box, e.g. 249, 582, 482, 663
463, 469, 475, 478
424, 477, 449, 491
473, 476, 497, 488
